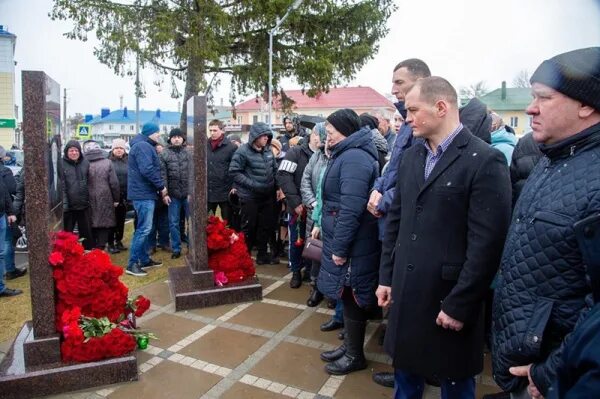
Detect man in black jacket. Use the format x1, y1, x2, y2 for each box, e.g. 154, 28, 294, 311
377, 77, 511, 398
62, 140, 94, 250
160, 128, 191, 259
207, 120, 237, 225
276, 131, 318, 288
229, 122, 278, 264
492, 47, 600, 399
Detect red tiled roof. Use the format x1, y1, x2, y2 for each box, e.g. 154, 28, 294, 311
236, 86, 394, 111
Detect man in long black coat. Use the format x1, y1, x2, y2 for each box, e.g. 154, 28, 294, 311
377, 77, 512, 398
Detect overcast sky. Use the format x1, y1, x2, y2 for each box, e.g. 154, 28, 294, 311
2, 0, 600, 118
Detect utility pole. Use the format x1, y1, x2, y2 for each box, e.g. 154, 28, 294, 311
268, 0, 303, 130
63, 88, 67, 142
135, 53, 140, 134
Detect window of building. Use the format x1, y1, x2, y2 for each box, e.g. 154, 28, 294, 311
510, 117, 518, 128
130, 125, 134, 131
109, 125, 113, 130
121, 124, 125, 131
253, 115, 258, 123
237, 116, 242, 124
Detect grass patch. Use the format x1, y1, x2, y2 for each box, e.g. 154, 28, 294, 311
0, 221, 183, 343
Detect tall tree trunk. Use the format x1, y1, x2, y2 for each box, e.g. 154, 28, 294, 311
180, 57, 201, 129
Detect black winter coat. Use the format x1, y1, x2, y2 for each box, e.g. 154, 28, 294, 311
317, 127, 380, 307
207, 136, 237, 203
13, 168, 24, 218
380, 128, 511, 380
110, 153, 128, 203
276, 142, 314, 212
510, 132, 543, 206
459, 98, 492, 144
229, 130, 277, 201
492, 122, 600, 395
62, 143, 90, 211
160, 145, 191, 199
0, 165, 16, 196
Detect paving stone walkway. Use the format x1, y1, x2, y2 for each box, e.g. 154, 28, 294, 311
1, 261, 503, 398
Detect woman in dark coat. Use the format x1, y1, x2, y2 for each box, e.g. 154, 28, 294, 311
108, 139, 129, 253
316, 109, 380, 375
83, 141, 120, 250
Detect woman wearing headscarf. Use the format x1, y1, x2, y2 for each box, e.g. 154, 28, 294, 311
317, 109, 380, 375
83, 140, 120, 251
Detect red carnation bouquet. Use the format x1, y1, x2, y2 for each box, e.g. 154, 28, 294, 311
206, 216, 255, 285
49, 231, 155, 362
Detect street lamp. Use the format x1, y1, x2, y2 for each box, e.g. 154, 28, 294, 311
268, 0, 303, 130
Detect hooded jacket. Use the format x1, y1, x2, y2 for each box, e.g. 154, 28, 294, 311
62, 140, 90, 211
317, 126, 381, 307
228, 125, 278, 201
510, 132, 543, 206
459, 98, 492, 144
127, 134, 164, 201
491, 127, 518, 165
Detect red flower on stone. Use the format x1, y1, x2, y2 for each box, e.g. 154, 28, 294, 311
133, 296, 151, 317
49, 251, 64, 266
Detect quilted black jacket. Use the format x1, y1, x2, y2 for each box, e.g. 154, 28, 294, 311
492, 122, 600, 395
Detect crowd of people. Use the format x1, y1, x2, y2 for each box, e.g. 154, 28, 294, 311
0, 46, 599, 399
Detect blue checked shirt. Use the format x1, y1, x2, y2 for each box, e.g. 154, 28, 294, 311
423, 123, 463, 180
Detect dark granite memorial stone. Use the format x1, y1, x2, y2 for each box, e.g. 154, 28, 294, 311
168, 96, 262, 311
0, 71, 137, 399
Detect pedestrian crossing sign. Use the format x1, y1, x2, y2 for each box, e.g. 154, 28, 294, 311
77, 124, 91, 138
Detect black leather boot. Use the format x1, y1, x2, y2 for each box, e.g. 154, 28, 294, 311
290, 271, 302, 288
372, 371, 395, 388
306, 285, 324, 307
325, 318, 367, 375
320, 344, 346, 362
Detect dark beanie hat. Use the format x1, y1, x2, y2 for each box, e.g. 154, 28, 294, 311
141, 122, 160, 136
531, 47, 600, 111
326, 108, 361, 137
360, 113, 379, 130
169, 128, 185, 141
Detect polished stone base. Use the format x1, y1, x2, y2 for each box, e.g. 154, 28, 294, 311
0, 322, 138, 399
169, 266, 263, 311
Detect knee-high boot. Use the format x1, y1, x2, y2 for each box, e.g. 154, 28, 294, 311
325, 318, 367, 375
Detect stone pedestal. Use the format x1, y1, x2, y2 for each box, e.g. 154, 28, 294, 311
0, 71, 137, 398
169, 96, 262, 311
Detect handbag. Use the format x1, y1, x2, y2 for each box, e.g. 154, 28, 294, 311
301, 237, 323, 262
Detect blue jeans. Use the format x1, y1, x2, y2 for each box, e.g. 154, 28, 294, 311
288, 216, 307, 272
394, 369, 475, 399
128, 200, 155, 269
147, 204, 169, 250
3, 219, 15, 273
168, 197, 188, 253
333, 299, 344, 323
0, 216, 8, 293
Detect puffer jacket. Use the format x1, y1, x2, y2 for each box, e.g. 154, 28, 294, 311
370, 128, 389, 172
86, 149, 120, 228
127, 134, 164, 201
317, 126, 380, 307
229, 129, 277, 201
276, 141, 314, 212
62, 140, 90, 211
301, 149, 329, 209
207, 136, 237, 203
492, 122, 600, 395
510, 132, 543, 206
160, 144, 191, 199
491, 127, 518, 165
